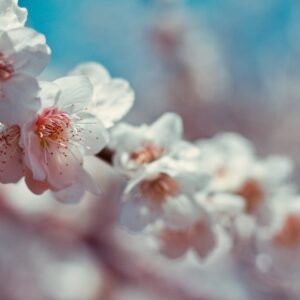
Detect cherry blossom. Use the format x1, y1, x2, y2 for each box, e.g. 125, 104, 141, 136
110, 113, 183, 175
0, 27, 50, 124
120, 155, 209, 232
69, 62, 134, 128
196, 133, 294, 221
20, 76, 109, 199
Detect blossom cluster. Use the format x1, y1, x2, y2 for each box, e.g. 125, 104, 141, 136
109, 116, 300, 262
0, 0, 134, 202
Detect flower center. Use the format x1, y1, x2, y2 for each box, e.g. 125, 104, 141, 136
236, 179, 264, 213
35, 107, 71, 148
273, 214, 300, 248
0, 52, 13, 82
130, 143, 164, 165
139, 173, 180, 207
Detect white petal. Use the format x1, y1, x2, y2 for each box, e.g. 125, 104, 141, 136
69, 62, 134, 127
0, 0, 27, 31
54, 76, 93, 113
22, 129, 46, 181
8, 27, 50, 76
197, 192, 245, 216
149, 113, 183, 147
77, 112, 109, 155
0, 31, 15, 56
162, 195, 200, 229
110, 123, 145, 151
59, 166, 102, 202
69, 62, 110, 85
120, 196, 158, 232
38, 81, 60, 108
91, 79, 134, 127
0, 73, 40, 125
257, 155, 293, 184
53, 182, 85, 204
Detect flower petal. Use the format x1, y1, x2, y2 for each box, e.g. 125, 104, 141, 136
53, 169, 100, 203
149, 113, 183, 147
8, 27, 50, 76
54, 76, 93, 113
43, 142, 83, 190
162, 195, 200, 230
91, 79, 134, 128
69, 62, 110, 85
38, 81, 60, 108
24, 169, 49, 195
69, 62, 134, 127
0, 31, 15, 56
77, 112, 109, 155
22, 128, 46, 181
120, 196, 158, 232
0, 73, 40, 125
0, 0, 27, 31
0, 125, 24, 183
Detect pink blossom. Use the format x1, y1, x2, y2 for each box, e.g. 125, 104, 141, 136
20, 76, 109, 200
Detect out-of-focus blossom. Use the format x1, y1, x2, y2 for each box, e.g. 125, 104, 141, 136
20, 76, 108, 201
153, 13, 230, 104
0, 27, 50, 124
157, 210, 217, 259
196, 133, 294, 223
120, 155, 209, 232
196, 133, 255, 193
69, 62, 134, 128
0, 0, 27, 31
110, 113, 182, 176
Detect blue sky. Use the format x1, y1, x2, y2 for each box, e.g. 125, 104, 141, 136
18, 0, 299, 97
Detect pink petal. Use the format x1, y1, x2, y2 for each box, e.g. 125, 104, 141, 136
0, 125, 24, 183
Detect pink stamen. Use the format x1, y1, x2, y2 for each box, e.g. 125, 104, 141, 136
35, 107, 72, 148
130, 143, 164, 165
140, 173, 180, 207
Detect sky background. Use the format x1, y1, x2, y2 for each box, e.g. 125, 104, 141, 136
19, 0, 298, 89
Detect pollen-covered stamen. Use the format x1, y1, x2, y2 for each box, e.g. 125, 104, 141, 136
35, 107, 73, 148
0, 52, 14, 82
273, 214, 300, 248
236, 179, 264, 213
139, 173, 180, 207
130, 143, 165, 165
